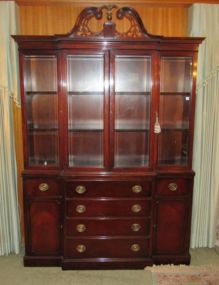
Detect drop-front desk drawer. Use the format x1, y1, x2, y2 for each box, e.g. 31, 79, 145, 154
65, 181, 152, 198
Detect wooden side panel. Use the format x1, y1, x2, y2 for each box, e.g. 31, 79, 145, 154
154, 199, 189, 254
27, 201, 61, 255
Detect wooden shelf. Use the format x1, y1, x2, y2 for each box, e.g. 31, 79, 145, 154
68, 91, 103, 96
26, 91, 57, 95
160, 92, 190, 96
115, 92, 151, 96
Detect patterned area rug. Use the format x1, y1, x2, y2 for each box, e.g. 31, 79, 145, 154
146, 265, 219, 285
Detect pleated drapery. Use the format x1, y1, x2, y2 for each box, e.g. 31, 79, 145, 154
0, 1, 20, 255
189, 4, 219, 248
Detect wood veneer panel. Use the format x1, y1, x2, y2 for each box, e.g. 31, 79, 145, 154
19, 4, 188, 36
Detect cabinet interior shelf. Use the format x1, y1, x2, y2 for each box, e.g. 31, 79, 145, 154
160, 92, 190, 96
26, 91, 57, 95
68, 91, 103, 96
161, 128, 189, 131
115, 92, 151, 96
68, 128, 103, 132
115, 129, 149, 132
27, 127, 58, 132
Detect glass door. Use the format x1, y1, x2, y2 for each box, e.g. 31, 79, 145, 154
24, 55, 59, 167
113, 54, 152, 168
67, 54, 105, 167
158, 56, 193, 166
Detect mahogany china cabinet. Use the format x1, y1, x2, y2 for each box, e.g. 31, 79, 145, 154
13, 6, 203, 269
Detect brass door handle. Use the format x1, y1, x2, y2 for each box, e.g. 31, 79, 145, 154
132, 185, 143, 194
38, 183, 49, 192
168, 183, 178, 191
76, 205, 86, 213
76, 224, 86, 233
76, 244, 86, 253
131, 244, 141, 252
131, 204, 142, 213
131, 223, 141, 232
75, 185, 86, 194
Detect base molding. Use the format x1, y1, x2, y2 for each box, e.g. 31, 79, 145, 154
61, 257, 153, 270
24, 256, 62, 267
23, 255, 191, 269
152, 254, 191, 265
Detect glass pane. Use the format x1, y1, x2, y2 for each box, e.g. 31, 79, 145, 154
115, 132, 149, 167
24, 56, 59, 166
67, 55, 104, 92
159, 95, 190, 129
115, 94, 150, 130
26, 94, 58, 129
158, 131, 188, 165
114, 56, 151, 168
69, 131, 103, 167
68, 94, 103, 130
115, 56, 151, 92
158, 56, 192, 166
67, 55, 104, 167
160, 57, 192, 93
27, 131, 59, 166
24, 56, 57, 92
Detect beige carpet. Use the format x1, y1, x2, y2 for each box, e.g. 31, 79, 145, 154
0, 249, 218, 285
147, 265, 219, 285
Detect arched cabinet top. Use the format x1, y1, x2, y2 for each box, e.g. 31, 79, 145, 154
12, 5, 204, 48
65, 5, 163, 39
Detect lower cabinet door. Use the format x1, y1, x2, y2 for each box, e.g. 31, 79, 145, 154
26, 200, 61, 255
153, 199, 190, 255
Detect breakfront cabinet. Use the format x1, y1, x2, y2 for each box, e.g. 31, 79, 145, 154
13, 6, 203, 269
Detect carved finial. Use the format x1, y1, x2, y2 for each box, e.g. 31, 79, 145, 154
102, 5, 117, 21
65, 6, 163, 39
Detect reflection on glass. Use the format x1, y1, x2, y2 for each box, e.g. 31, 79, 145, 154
114, 56, 151, 167
67, 55, 104, 167
159, 95, 190, 129
160, 57, 192, 93
69, 132, 103, 167
158, 131, 188, 165
115, 131, 149, 167
26, 95, 58, 129
158, 56, 193, 166
115, 56, 151, 92
28, 131, 59, 166
68, 94, 103, 130
67, 56, 104, 92
24, 56, 59, 166
24, 56, 57, 92
115, 95, 150, 130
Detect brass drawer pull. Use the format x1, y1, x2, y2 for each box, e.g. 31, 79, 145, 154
76, 244, 86, 253
76, 205, 86, 213
168, 183, 178, 191
75, 185, 86, 194
38, 183, 49, 192
131, 223, 141, 232
132, 185, 143, 194
76, 224, 86, 233
131, 204, 142, 213
131, 244, 141, 252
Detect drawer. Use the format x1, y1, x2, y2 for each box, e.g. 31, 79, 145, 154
156, 178, 191, 196
64, 237, 149, 258
24, 178, 60, 197
65, 217, 150, 236
66, 198, 151, 217
65, 181, 152, 198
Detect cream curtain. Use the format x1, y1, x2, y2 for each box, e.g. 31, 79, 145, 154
0, 1, 20, 254
189, 4, 219, 248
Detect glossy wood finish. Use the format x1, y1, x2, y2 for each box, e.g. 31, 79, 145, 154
13, 6, 203, 269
